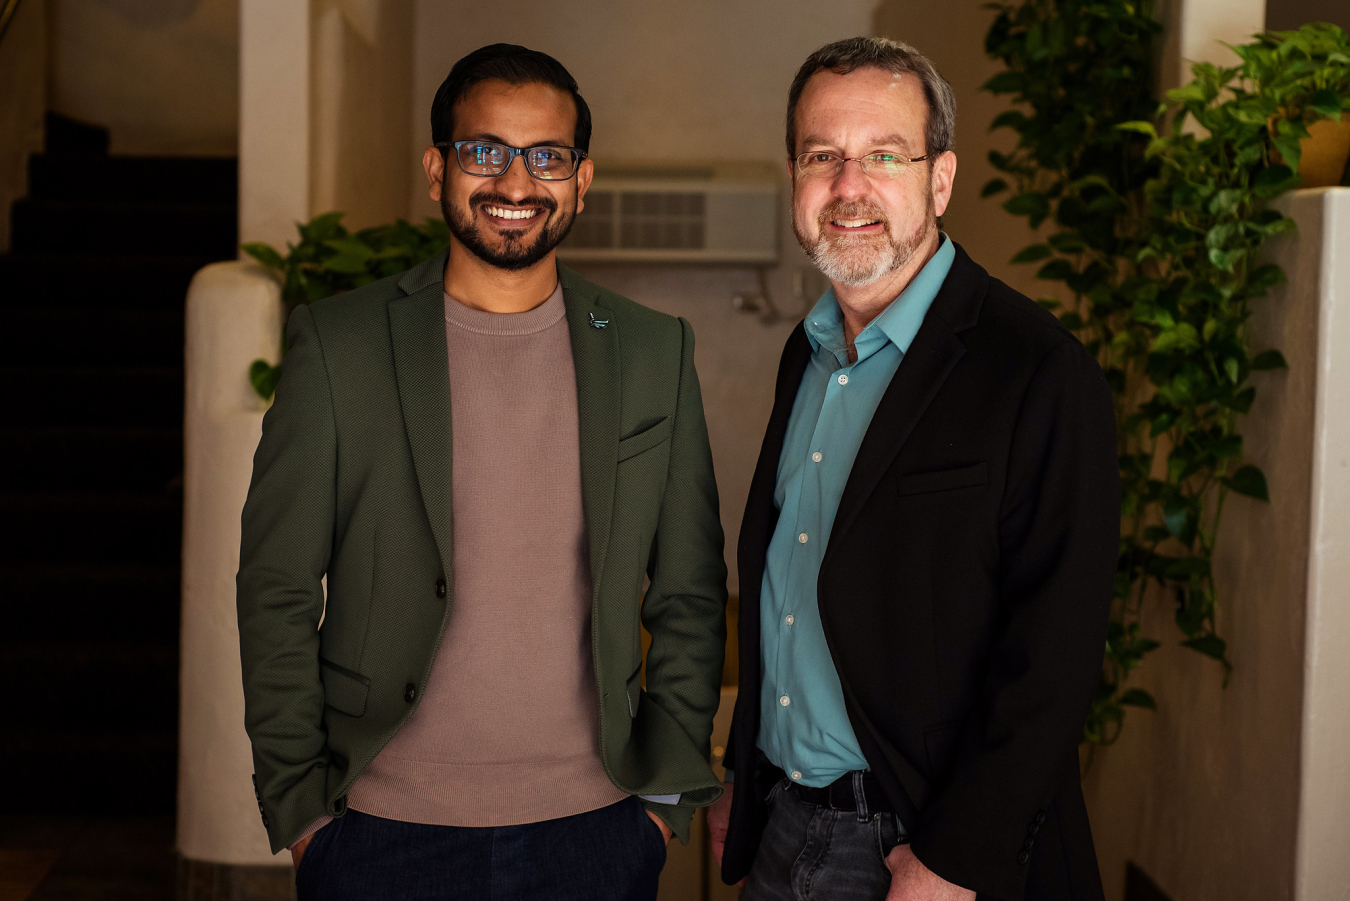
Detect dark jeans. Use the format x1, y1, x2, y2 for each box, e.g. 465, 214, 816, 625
295, 796, 666, 901
742, 779, 906, 901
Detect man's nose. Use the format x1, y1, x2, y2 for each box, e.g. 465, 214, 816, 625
830, 158, 872, 202
492, 155, 535, 199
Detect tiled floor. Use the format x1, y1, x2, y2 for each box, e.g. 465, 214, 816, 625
0, 816, 175, 901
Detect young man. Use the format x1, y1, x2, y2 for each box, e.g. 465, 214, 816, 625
709, 38, 1119, 901
237, 44, 728, 901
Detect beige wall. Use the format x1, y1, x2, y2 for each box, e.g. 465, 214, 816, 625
49, 0, 238, 156
0, 0, 46, 251
410, 0, 878, 590
873, 0, 1041, 300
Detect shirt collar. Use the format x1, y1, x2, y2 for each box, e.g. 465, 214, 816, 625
803, 233, 955, 364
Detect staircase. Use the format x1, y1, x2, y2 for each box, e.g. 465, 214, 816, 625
0, 114, 236, 813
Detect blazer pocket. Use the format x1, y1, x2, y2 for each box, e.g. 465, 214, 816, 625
895, 461, 987, 497
617, 416, 673, 462
625, 664, 643, 718
320, 658, 371, 717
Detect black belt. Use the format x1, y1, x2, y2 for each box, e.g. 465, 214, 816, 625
770, 765, 895, 815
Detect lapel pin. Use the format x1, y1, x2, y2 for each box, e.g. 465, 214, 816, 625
588, 312, 610, 329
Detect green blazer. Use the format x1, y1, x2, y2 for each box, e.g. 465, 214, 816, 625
237, 251, 728, 853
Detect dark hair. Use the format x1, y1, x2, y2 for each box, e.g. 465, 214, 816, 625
430, 43, 592, 153
785, 37, 956, 159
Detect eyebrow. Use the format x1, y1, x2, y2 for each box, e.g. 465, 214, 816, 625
461, 131, 573, 148
799, 133, 917, 153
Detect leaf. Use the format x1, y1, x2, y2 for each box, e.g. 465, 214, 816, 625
1037, 259, 1076, 281
1115, 120, 1159, 138
1119, 688, 1157, 710
249, 359, 282, 401
1182, 634, 1231, 669
1224, 357, 1241, 384
242, 242, 285, 270
990, 110, 1029, 132
1309, 89, 1343, 119
1251, 349, 1288, 370
1227, 386, 1257, 413
1012, 244, 1053, 264
1003, 192, 1050, 220
1253, 164, 1301, 199
982, 71, 1026, 94
981, 177, 1010, 198
1222, 465, 1270, 501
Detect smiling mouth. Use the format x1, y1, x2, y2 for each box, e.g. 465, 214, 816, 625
484, 204, 542, 221
832, 217, 883, 229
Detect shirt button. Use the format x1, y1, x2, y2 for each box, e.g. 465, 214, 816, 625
404, 683, 417, 702
791, 771, 803, 781
798, 532, 808, 544
779, 695, 791, 707
838, 373, 849, 385
434, 578, 446, 598
785, 614, 795, 626
811, 451, 823, 463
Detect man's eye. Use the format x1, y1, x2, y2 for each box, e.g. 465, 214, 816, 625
870, 153, 901, 163
809, 153, 837, 164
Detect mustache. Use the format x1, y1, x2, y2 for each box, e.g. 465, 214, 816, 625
818, 199, 888, 228
470, 190, 558, 213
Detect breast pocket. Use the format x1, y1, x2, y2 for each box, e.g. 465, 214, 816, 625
617, 416, 673, 463
895, 462, 987, 497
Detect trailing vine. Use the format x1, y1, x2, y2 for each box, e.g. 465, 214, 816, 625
983, 10, 1350, 751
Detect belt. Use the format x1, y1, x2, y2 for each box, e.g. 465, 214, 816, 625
777, 767, 896, 815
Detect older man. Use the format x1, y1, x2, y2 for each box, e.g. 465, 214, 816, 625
708, 37, 1118, 901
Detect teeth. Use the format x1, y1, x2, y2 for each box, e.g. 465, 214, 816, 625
834, 218, 880, 228
486, 205, 539, 220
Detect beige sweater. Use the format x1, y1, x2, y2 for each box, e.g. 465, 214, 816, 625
344, 283, 627, 826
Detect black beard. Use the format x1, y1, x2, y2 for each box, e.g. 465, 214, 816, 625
442, 187, 576, 271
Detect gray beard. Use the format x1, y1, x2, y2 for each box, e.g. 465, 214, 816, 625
795, 195, 935, 288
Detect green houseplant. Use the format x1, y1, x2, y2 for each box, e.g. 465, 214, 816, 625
243, 212, 449, 398
983, 16, 1349, 752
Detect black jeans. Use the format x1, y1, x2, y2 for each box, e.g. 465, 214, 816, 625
743, 779, 906, 901
295, 796, 666, 901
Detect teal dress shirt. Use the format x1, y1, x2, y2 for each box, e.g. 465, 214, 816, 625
756, 235, 954, 788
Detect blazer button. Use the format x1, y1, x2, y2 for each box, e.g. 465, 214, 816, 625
404, 683, 417, 702
1035, 811, 1046, 825
435, 579, 446, 598
1024, 837, 1035, 850
1028, 823, 1039, 836
1017, 850, 1030, 865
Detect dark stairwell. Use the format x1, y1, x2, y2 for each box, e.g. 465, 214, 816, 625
0, 113, 237, 815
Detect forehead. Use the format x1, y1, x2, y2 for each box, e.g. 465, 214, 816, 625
794, 67, 927, 151
452, 79, 576, 143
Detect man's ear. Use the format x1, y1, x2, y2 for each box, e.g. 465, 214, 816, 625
575, 157, 595, 214
423, 146, 447, 202
931, 150, 958, 219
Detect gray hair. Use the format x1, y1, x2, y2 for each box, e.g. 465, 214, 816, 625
785, 36, 957, 159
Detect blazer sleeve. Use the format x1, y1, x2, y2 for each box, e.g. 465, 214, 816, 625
639, 316, 729, 841
236, 302, 338, 854
909, 341, 1119, 900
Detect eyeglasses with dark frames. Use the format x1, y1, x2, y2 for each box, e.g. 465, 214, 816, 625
435, 140, 587, 181
794, 150, 931, 180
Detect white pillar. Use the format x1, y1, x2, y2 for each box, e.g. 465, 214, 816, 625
177, 262, 285, 866
1289, 187, 1350, 901
238, 0, 311, 251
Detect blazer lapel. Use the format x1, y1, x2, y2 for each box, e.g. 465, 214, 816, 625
559, 265, 621, 592
823, 245, 988, 567
388, 251, 453, 575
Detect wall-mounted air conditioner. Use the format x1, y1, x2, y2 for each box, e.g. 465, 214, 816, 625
558, 162, 780, 264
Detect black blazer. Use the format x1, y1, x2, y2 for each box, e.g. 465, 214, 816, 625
722, 244, 1119, 901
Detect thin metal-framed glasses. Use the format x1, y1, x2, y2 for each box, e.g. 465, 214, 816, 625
435, 140, 587, 181
794, 150, 930, 180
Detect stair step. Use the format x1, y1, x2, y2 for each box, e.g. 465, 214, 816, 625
28, 153, 237, 205
0, 492, 182, 564
10, 198, 237, 258
0, 310, 184, 366
0, 254, 216, 310
45, 112, 110, 156
0, 642, 178, 729
0, 727, 177, 814
5, 367, 182, 427
0, 426, 182, 492
0, 563, 180, 641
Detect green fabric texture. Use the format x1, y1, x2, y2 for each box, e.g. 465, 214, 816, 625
237, 251, 728, 852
